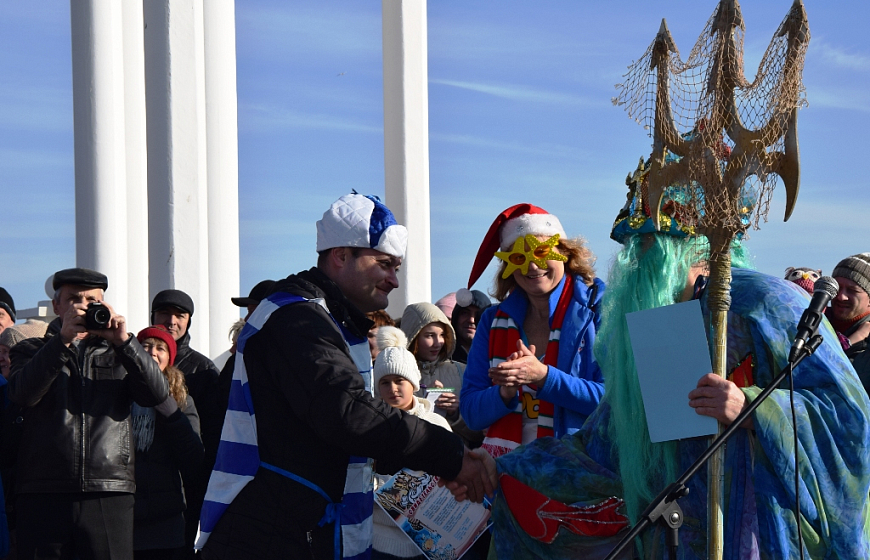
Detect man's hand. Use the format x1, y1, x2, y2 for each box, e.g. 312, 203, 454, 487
688, 373, 752, 428
59, 303, 89, 346
439, 447, 496, 503
88, 301, 131, 347
489, 340, 548, 388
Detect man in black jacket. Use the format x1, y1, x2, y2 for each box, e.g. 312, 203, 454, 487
200, 194, 493, 560
8, 267, 169, 560
150, 289, 222, 559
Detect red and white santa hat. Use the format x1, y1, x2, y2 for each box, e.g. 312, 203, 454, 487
467, 203, 565, 288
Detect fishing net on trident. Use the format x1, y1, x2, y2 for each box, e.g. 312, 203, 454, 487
610, 2, 810, 558
612, 0, 810, 243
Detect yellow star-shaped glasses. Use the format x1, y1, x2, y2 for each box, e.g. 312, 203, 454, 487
495, 234, 567, 279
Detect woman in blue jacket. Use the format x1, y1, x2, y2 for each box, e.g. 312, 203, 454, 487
460, 204, 605, 459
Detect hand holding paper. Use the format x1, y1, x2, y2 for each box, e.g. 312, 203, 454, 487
688, 373, 753, 428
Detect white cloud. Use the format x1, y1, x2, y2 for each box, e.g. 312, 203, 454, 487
429, 131, 583, 160
240, 103, 382, 134
805, 88, 870, 113
430, 78, 597, 107
237, 4, 380, 59
811, 40, 870, 72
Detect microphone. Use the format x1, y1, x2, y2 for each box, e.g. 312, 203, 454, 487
789, 276, 839, 362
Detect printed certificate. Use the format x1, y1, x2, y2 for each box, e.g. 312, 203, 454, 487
375, 469, 491, 560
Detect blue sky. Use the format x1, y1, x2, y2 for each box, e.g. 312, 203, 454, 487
1, 1, 867, 319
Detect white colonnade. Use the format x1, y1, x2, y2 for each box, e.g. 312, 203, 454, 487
71, 0, 239, 357
383, 0, 433, 317
70, 1, 430, 353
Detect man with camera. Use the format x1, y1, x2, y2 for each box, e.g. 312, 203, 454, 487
7, 267, 169, 560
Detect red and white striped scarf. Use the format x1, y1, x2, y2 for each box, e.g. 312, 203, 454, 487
482, 275, 574, 459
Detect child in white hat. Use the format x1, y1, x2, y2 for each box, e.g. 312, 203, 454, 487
372, 327, 450, 560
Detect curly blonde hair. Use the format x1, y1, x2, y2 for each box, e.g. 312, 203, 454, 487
492, 236, 597, 301
163, 365, 189, 408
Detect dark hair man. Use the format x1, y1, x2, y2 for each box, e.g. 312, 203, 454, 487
150, 288, 222, 559
450, 288, 491, 364
198, 194, 493, 560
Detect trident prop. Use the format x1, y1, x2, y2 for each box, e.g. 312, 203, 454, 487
613, 1, 809, 557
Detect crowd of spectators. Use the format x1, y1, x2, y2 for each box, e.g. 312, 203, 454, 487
1, 193, 868, 560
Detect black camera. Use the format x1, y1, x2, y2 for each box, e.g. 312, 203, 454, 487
85, 302, 111, 330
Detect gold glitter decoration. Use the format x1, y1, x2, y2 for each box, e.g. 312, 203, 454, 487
495, 234, 567, 279
628, 216, 646, 229
659, 214, 672, 229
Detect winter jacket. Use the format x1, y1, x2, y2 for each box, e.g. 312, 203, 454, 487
202, 268, 464, 559
173, 331, 222, 465
460, 274, 605, 438
133, 395, 204, 551
8, 319, 169, 494
172, 330, 222, 555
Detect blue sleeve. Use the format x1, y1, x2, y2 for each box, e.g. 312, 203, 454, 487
536, 363, 604, 417
460, 307, 518, 431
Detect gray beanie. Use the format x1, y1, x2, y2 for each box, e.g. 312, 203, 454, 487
832, 253, 870, 296
0, 319, 49, 348
373, 327, 421, 391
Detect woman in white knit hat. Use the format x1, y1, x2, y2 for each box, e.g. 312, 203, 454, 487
371, 326, 450, 560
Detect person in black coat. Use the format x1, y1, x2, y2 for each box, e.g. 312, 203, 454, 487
150, 290, 220, 559
133, 326, 204, 560
9, 268, 169, 560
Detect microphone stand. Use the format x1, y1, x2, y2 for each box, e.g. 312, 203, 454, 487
603, 334, 823, 560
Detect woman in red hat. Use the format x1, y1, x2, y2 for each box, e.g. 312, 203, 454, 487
459, 204, 605, 459
132, 326, 204, 559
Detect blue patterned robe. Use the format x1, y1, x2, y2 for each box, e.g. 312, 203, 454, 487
493, 269, 870, 559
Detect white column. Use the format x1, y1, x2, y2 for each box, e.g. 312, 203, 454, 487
382, 0, 432, 317
122, 0, 150, 331
203, 1, 240, 358
70, 0, 129, 314
144, 0, 211, 355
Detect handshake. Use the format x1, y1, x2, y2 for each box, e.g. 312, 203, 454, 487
440, 447, 498, 503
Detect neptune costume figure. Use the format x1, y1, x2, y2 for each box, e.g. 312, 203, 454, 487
487, 164, 870, 559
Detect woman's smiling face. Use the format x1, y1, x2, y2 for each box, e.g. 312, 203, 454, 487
512, 236, 565, 297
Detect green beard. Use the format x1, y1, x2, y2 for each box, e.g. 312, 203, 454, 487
594, 234, 752, 524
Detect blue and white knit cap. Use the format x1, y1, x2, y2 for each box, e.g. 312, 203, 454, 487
316, 193, 408, 259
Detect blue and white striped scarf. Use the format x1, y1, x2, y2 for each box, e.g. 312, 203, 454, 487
196, 291, 375, 559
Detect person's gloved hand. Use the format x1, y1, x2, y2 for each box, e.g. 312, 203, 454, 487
155, 395, 179, 417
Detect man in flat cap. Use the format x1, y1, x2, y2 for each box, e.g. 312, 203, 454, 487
150, 288, 222, 559
0, 288, 15, 334
8, 267, 169, 560
198, 194, 493, 560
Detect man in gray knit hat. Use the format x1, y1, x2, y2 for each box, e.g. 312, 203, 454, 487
829, 252, 870, 393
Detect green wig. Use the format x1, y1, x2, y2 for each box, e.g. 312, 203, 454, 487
594, 234, 752, 525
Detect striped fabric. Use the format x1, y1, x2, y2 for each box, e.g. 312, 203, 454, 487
195, 292, 376, 559
481, 274, 574, 459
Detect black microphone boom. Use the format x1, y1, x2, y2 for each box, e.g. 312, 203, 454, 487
789, 276, 839, 363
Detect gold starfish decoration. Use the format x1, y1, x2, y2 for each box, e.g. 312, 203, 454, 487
526, 234, 567, 269
495, 234, 567, 279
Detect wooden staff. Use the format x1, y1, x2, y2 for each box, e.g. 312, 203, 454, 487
619, 1, 810, 557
